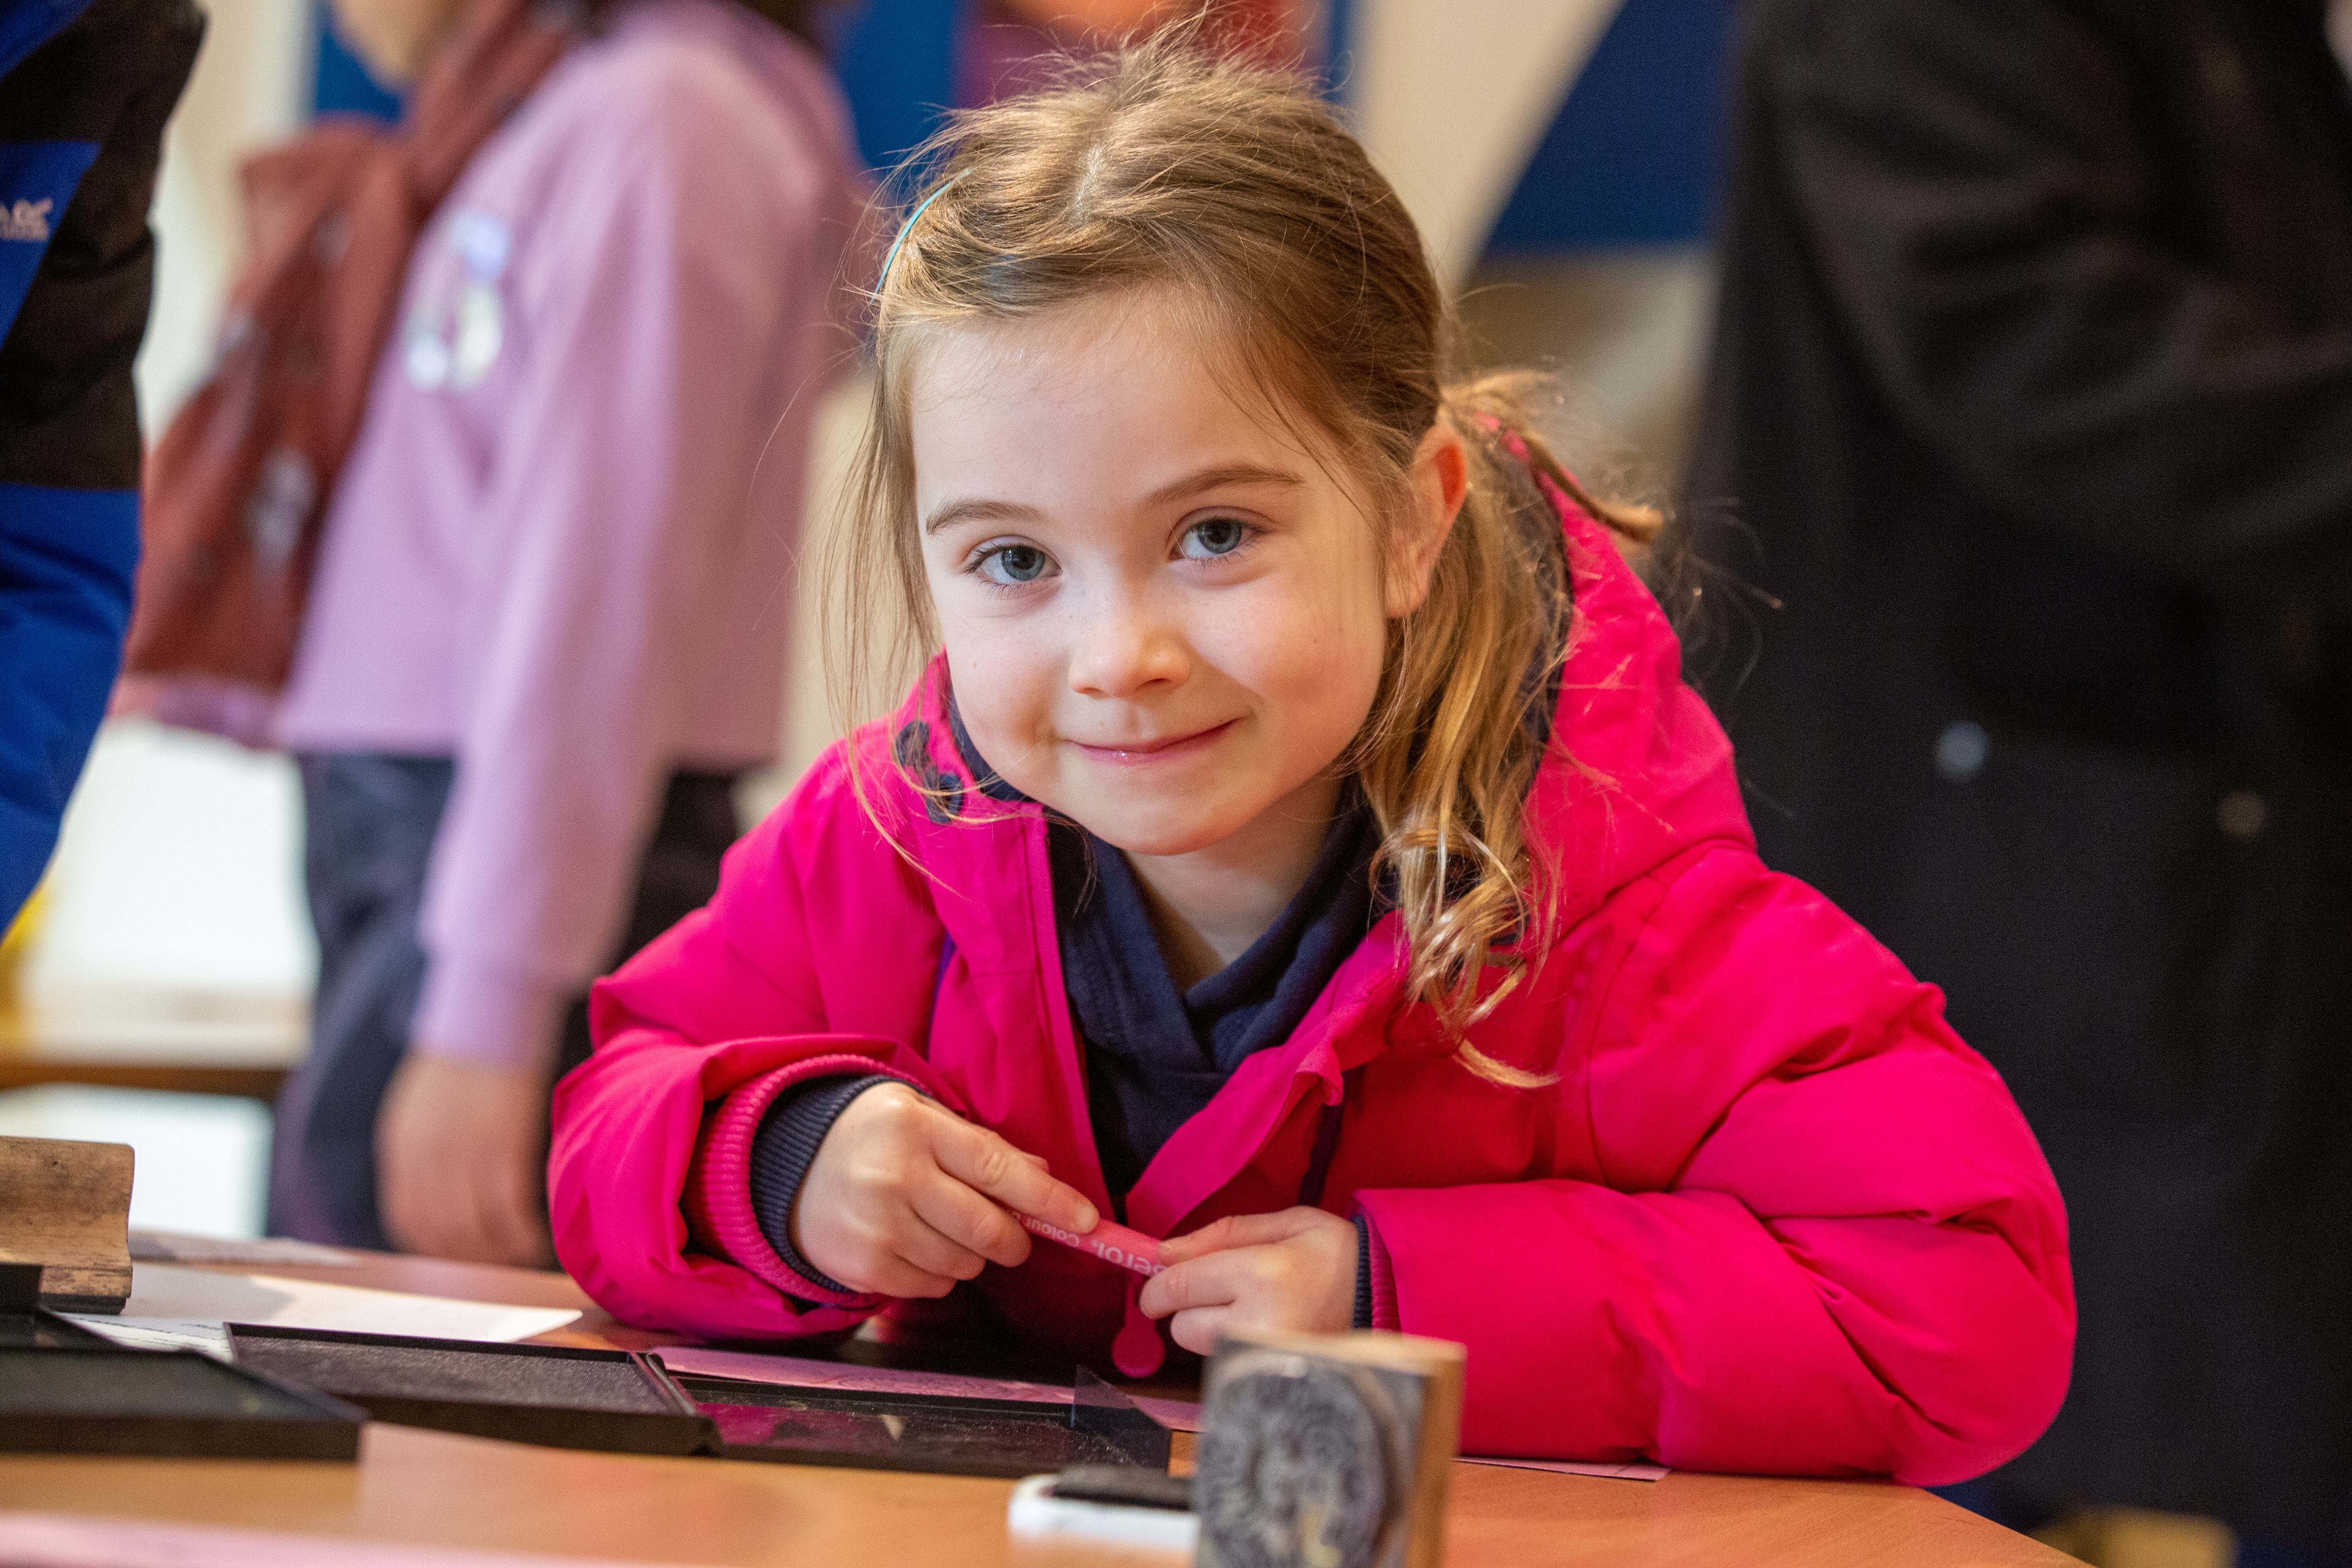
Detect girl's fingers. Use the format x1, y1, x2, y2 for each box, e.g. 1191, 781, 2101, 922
893, 1233, 990, 1290
909, 1174, 1029, 1270
801, 1203, 960, 1297
1138, 1250, 1249, 1319
932, 1119, 1100, 1235
866, 1254, 965, 1300
835, 1213, 971, 1298
1166, 1306, 1235, 1357
1158, 1206, 1329, 1263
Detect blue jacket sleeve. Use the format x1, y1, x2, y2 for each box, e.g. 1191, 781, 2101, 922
0, 483, 137, 921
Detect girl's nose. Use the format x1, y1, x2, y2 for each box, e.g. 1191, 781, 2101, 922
1066, 593, 1189, 699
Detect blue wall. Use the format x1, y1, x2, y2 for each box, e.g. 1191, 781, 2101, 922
1481, 0, 1732, 257
831, 0, 965, 174
311, 7, 401, 121
825, 0, 1353, 178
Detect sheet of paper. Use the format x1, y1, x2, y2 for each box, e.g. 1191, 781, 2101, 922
62, 1318, 233, 1356
128, 1230, 359, 1266
0, 1515, 689, 1568
60, 1264, 578, 1347
1461, 1455, 1670, 1482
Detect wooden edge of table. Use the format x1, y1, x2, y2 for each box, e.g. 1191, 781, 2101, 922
0, 1250, 2079, 1568
0, 1062, 286, 1101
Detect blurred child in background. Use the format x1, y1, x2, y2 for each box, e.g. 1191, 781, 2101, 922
260, 0, 867, 1264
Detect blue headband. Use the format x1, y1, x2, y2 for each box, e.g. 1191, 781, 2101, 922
881, 173, 963, 287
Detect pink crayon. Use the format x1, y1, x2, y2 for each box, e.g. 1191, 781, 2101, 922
1018, 1212, 1167, 1277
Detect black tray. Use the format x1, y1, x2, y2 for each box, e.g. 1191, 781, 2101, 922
0, 1262, 118, 1350
0, 1346, 364, 1459
0, 1312, 117, 1350
672, 1363, 1173, 1479
226, 1323, 1172, 1479
227, 1323, 713, 1456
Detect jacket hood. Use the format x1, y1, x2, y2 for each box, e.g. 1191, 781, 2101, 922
1520, 472, 1754, 931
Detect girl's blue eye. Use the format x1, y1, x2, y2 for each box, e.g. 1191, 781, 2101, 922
978, 543, 1053, 585
1181, 517, 1251, 559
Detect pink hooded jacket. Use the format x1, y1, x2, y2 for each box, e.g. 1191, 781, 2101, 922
549, 486, 2074, 1483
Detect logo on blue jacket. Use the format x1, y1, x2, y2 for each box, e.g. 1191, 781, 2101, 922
0, 195, 53, 242
0, 139, 100, 342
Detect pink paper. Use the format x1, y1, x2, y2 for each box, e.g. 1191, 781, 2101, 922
649, 1350, 1661, 1476
0, 1515, 688, 1568
1131, 1395, 1203, 1431
1461, 1455, 1669, 1481
654, 1346, 1208, 1436
653, 1345, 1071, 1404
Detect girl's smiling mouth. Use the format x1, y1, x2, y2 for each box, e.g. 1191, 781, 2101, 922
1067, 719, 1238, 763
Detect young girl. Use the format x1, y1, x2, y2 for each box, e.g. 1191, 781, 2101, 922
549, 41, 2074, 1479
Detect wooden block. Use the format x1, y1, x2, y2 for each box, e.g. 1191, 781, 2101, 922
1195, 1329, 1467, 1568
0, 1136, 134, 1313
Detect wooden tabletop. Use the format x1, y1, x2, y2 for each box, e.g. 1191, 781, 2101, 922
0, 1253, 2073, 1567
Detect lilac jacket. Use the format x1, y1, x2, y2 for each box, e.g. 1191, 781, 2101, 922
276, 1, 868, 1070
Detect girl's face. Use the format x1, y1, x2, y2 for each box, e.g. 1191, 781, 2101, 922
911, 292, 1429, 860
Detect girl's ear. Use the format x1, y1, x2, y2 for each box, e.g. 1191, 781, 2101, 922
1386, 422, 1469, 618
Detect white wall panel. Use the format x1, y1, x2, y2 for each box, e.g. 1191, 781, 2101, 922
1350, 0, 1624, 290
136, 0, 310, 431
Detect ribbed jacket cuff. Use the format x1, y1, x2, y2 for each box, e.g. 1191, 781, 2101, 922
683, 1054, 920, 1308
1362, 1210, 1400, 1331
1351, 1214, 1374, 1330
749, 1075, 901, 1295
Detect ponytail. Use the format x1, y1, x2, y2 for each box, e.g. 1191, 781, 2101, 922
1342, 373, 1657, 1083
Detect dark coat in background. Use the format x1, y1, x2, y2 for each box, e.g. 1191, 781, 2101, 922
1687, 0, 2352, 1543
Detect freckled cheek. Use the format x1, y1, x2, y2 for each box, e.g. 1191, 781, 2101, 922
1207, 594, 1386, 750
1296, 629, 1389, 757
939, 618, 1067, 762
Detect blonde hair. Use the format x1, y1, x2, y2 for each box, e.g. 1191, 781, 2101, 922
822, 32, 1659, 1080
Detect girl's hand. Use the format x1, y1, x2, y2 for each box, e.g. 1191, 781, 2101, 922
1139, 1207, 1358, 1354
791, 1084, 1099, 1298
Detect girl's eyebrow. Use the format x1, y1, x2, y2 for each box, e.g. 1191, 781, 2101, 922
923, 464, 1304, 537
924, 497, 1041, 535
1145, 463, 1305, 506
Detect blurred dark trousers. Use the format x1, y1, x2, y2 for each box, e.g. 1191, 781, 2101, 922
267, 752, 740, 1249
